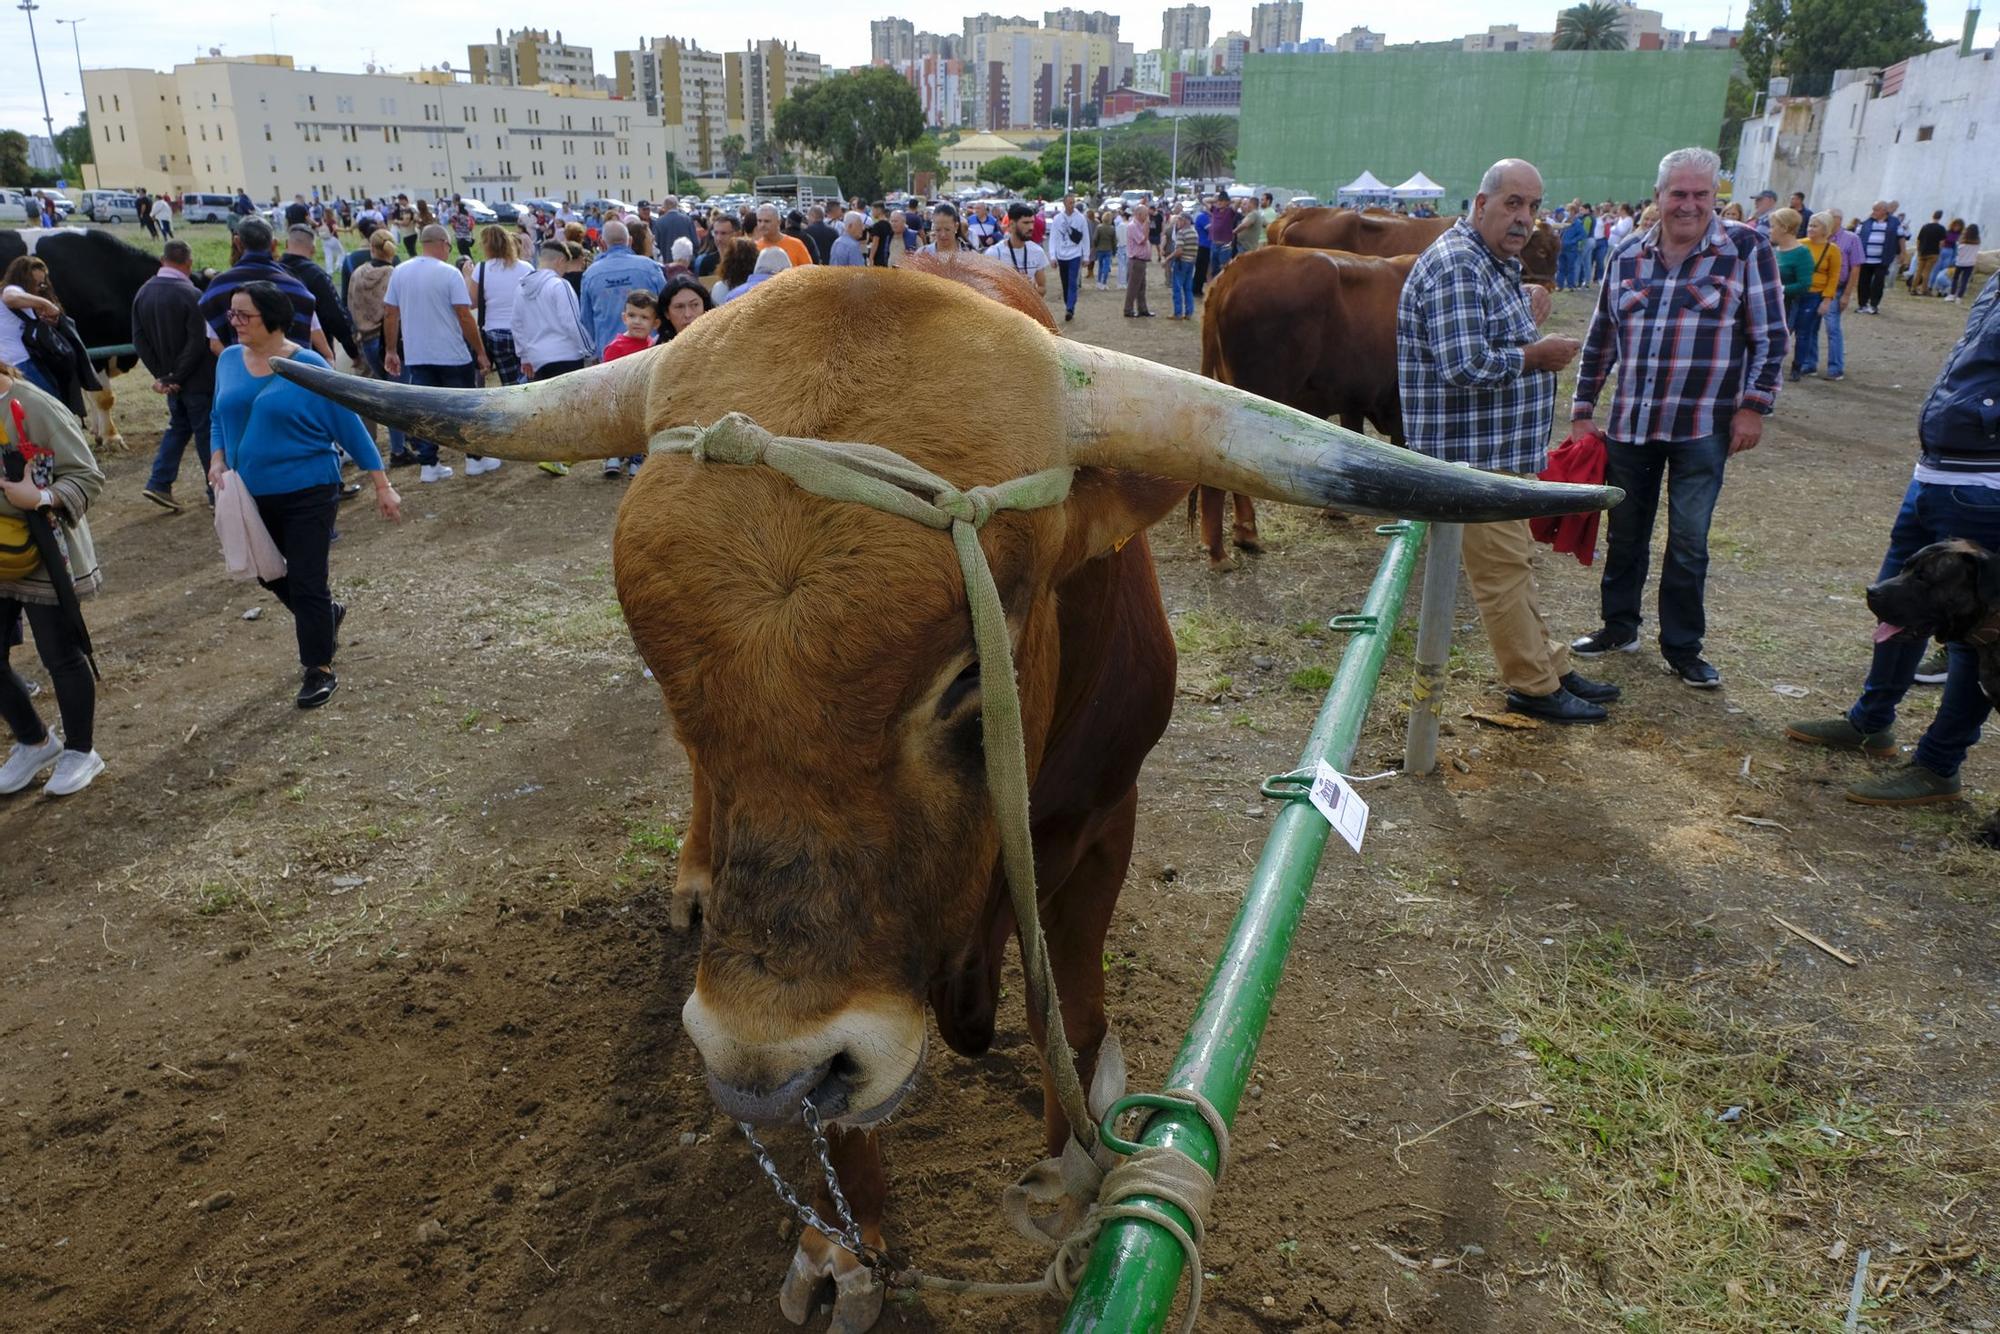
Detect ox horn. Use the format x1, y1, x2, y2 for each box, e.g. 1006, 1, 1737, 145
268, 353, 652, 463
1056, 342, 1621, 522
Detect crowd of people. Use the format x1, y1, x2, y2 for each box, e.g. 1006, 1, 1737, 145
1, 165, 1993, 816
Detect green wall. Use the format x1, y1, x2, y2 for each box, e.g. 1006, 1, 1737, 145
1238, 50, 1737, 208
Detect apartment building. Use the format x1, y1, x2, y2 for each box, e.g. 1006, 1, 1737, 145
1463, 24, 1553, 52
468, 29, 597, 89
725, 39, 826, 148
83, 54, 670, 203
1161, 5, 1212, 55
1210, 31, 1251, 74
967, 24, 1117, 128
1334, 27, 1386, 53
871, 18, 917, 65
613, 37, 732, 174
1044, 8, 1118, 40
893, 53, 965, 128
1249, 1, 1303, 52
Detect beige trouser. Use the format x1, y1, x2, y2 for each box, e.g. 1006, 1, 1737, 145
1461, 514, 1569, 696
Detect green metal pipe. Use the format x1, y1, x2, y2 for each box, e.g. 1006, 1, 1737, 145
86, 343, 137, 362
1058, 520, 1428, 1333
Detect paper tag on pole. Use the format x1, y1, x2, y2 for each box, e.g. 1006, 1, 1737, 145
1308, 760, 1369, 854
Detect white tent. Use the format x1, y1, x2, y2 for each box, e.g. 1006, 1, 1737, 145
1335, 170, 1391, 200
1392, 171, 1446, 199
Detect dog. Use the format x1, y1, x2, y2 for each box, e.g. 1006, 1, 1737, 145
1866, 538, 2000, 847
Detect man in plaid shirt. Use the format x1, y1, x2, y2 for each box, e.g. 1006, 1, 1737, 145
1568, 146, 1786, 690
1399, 158, 1619, 724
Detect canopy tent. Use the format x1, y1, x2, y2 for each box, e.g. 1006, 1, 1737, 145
1392, 172, 1446, 199
1335, 170, 1392, 200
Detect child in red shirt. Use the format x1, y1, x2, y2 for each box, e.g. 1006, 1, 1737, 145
600, 290, 658, 477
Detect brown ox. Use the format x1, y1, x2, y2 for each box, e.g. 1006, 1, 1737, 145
1192, 247, 1417, 567
273, 258, 1611, 1332
1272, 206, 1560, 285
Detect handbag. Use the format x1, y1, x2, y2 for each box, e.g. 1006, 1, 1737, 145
0, 513, 39, 581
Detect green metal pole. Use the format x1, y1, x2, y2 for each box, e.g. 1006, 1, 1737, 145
1059, 520, 1427, 1333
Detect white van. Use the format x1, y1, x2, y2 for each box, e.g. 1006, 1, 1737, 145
0, 188, 32, 224
80, 191, 139, 223
181, 193, 236, 223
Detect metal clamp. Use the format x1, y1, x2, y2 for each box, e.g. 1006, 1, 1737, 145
1328, 613, 1378, 633
1258, 769, 1315, 802
1375, 521, 1413, 535
1098, 1091, 1215, 1159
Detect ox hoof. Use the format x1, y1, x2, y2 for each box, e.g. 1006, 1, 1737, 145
778, 1230, 884, 1334
1233, 538, 1263, 555
1205, 555, 1239, 573
667, 871, 707, 932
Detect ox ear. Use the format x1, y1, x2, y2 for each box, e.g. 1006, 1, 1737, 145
1057, 469, 1191, 573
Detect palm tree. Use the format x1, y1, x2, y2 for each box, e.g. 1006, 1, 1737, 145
1176, 115, 1235, 182
1553, 1, 1628, 50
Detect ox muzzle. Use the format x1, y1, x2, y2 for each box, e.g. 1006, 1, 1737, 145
681, 989, 928, 1129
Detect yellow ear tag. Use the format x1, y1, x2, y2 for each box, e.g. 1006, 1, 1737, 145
1112, 532, 1135, 553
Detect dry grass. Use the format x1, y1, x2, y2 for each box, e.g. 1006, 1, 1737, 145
1490, 933, 1991, 1332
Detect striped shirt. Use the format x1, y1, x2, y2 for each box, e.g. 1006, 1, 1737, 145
1571, 216, 1787, 443
1396, 219, 1554, 473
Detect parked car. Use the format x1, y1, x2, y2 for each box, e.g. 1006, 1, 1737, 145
181, 192, 238, 223
581, 197, 634, 215
80, 190, 140, 223
0, 188, 31, 224
458, 198, 498, 224
1283, 195, 1321, 212
489, 201, 522, 224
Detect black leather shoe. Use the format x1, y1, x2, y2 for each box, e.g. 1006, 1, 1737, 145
1670, 657, 1721, 689
1505, 686, 1608, 723
1559, 670, 1621, 703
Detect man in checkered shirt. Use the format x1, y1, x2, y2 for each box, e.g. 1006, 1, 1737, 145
1398, 158, 1618, 724
1566, 146, 1787, 690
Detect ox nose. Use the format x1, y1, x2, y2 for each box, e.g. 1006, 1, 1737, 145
681, 988, 927, 1129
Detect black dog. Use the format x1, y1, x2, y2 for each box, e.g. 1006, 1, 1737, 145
1866, 538, 2000, 847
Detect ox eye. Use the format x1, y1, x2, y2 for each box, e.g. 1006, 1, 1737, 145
937, 660, 981, 718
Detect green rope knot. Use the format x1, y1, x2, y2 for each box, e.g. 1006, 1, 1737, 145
685, 411, 772, 466
934, 484, 1000, 529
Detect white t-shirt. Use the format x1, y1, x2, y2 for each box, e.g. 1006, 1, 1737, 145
384, 255, 472, 365
1, 286, 36, 368
151, 197, 173, 222
468, 258, 532, 332
1610, 216, 1634, 245
1045, 207, 1089, 261
989, 240, 1049, 281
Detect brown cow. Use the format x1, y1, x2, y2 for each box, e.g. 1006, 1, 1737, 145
1273, 206, 1560, 285
1192, 247, 1418, 567
273, 260, 1612, 1332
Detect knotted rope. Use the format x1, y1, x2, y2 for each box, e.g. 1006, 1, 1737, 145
654, 413, 1228, 1330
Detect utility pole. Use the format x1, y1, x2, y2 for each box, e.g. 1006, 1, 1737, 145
55, 15, 84, 170
1168, 113, 1180, 203
1062, 85, 1075, 193
18, 0, 58, 151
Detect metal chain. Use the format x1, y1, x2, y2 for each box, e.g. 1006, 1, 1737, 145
737, 1100, 890, 1275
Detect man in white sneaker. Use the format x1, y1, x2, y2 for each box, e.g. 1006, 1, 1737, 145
382, 224, 494, 482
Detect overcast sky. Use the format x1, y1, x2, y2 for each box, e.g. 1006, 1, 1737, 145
6, 1, 1992, 137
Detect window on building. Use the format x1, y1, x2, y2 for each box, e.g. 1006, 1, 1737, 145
308, 95, 316, 111
1915, 124, 1934, 141
118, 125, 126, 141
217, 125, 224, 142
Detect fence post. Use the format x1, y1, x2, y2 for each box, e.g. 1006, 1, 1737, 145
1401, 521, 1462, 776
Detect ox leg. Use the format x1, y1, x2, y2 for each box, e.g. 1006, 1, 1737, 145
86, 385, 122, 449
1026, 787, 1136, 1157
1230, 494, 1262, 554
669, 763, 713, 931
1195, 486, 1234, 571
778, 1125, 887, 1334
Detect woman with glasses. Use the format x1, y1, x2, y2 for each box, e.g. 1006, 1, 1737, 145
208, 282, 402, 709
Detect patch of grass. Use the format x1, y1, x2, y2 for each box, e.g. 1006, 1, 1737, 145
1172, 609, 1253, 660
1494, 934, 1976, 1332
459, 709, 483, 732
194, 883, 241, 917
615, 818, 681, 887
1288, 665, 1334, 693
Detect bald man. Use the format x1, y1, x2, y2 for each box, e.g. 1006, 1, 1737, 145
577, 217, 665, 352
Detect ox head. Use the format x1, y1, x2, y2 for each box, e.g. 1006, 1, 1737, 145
273, 265, 1618, 1128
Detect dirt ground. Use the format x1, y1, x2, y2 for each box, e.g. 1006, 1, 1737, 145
2, 256, 1994, 1334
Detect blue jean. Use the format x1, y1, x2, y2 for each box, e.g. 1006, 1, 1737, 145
404, 361, 478, 465
1928, 245, 1956, 292
1823, 299, 1846, 376
1591, 237, 1610, 283
1056, 255, 1083, 314
1848, 479, 1997, 775
1095, 249, 1113, 285
1168, 256, 1195, 317
146, 385, 213, 495
362, 338, 408, 459
1599, 431, 1731, 661
1790, 293, 1824, 375
1209, 243, 1233, 275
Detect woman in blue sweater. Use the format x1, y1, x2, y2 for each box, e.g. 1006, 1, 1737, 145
207, 281, 401, 708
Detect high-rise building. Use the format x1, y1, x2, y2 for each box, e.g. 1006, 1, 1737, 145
1249, 2, 1304, 51
967, 23, 1117, 129
1209, 31, 1251, 74
82, 53, 670, 202
1332, 27, 1384, 53
893, 53, 964, 127
1161, 5, 1211, 55
613, 36, 731, 173
468, 28, 596, 89
963, 13, 1036, 51
1044, 8, 1119, 40
1463, 24, 1552, 51
725, 39, 826, 148
871, 18, 917, 65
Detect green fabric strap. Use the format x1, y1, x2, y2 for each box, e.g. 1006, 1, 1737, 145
650, 414, 1098, 1150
